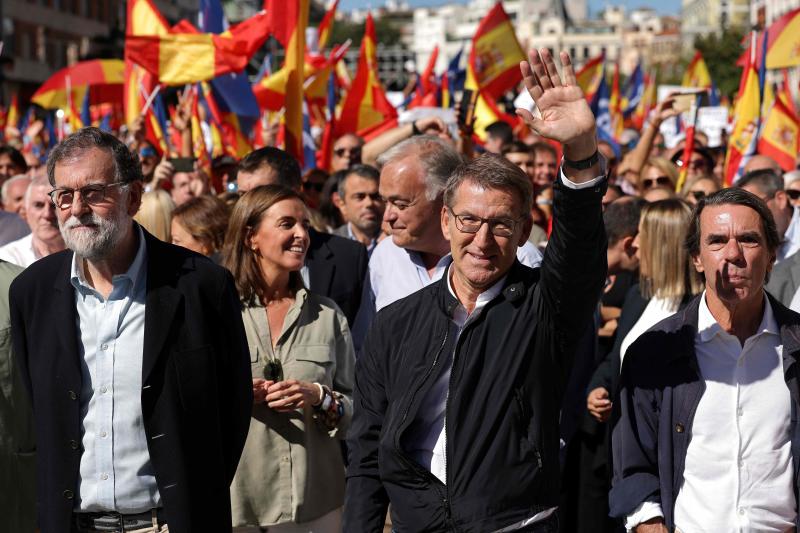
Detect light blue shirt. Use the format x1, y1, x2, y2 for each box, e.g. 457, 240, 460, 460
71, 226, 161, 513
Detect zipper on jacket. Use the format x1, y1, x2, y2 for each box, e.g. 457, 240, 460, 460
396, 327, 449, 432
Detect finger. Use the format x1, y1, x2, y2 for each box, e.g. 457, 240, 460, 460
560, 51, 577, 86
530, 49, 552, 90
519, 60, 539, 94
540, 48, 562, 87
515, 109, 544, 134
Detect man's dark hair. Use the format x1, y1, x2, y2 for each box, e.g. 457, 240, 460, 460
737, 168, 784, 198
46, 127, 143, 186
444, 153, 533, 217
604, 197, 647, 246
485, 121, 514, 145
685, 188, 781, 260
501, 140, 531, 155
0, 145, 28, 174
530, 141, 557, 161
670, 146, 714, 173
337, 164, 380, 197
238, 147, 302, 190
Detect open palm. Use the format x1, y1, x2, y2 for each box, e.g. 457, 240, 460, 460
516, 50, 596, 147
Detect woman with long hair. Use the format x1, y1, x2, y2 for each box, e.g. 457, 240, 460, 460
224, 184, 354, 532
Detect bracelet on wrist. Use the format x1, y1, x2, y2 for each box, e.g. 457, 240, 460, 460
411, 121, 422, 136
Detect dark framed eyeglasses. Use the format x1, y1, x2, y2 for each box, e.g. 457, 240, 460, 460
302, 181, 325, 193
48, 181, 127, 209
333, 147, 361, 158
641, 176, 672, 190
449, 208, 520, 238
787, 189, 800, 200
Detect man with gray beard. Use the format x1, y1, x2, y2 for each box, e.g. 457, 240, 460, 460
8, 127, 252, 533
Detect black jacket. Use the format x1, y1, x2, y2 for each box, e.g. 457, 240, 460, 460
307, 228, 368, 326
9, 230, 253, 533
343, 177, 607, 532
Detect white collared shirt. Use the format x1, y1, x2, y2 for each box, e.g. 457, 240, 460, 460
0, 233, 39, 268
71, 226, 161, 512
779, 207, 800, 262
626, 292, 796, 532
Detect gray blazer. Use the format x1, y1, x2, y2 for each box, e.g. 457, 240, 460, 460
767, 251, 800, 307
0, 260, 35, 532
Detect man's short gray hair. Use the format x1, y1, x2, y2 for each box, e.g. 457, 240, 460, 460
737, 168, 784, 199
376, 135, 463, 201
1, 174, 30, 204
46, 127, 143, 187
24, 174, 52, 208
443, 154, 533, 217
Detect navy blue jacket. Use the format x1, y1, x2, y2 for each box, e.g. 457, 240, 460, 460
610, 292, 800, 529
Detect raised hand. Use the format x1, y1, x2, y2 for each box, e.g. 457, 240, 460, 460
516, 49, 597, 161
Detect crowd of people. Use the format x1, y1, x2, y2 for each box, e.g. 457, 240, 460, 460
1, 48, 800, 533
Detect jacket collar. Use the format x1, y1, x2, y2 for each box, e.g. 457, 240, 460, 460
438, 260, 530, 319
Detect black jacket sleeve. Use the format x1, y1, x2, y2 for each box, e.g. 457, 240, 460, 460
343, 317, 390, 532
538, 172, 608, 387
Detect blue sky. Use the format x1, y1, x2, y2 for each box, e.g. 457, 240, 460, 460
338, 0, 682, 16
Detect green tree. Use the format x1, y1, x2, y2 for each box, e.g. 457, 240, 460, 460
328, 17, 402, 48
693, 28, 746, 100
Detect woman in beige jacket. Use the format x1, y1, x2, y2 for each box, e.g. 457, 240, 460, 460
223, 185, 354, 532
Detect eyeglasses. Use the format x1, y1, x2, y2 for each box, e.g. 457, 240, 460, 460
303, 181, 325, 193
449, 208, 520, 237
673, 158, 708, 171
787, 189, 800, 200
690, 190, 708, 200
333, 147, 361, 158
139, 147, 157, 158
641, 176, 672, 189
49, 181, 127, 209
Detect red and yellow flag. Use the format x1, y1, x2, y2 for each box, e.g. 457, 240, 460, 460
758, 95, 800, 171
468, 2, 526, 100
262, 0, 309, 165
6, 94, 19, 133
466, 2, 524, 141
125, 0, 168, 126
682, 51, 713, 89
576, 54, 605, 104
631, 70, 656, 131
609, 62, 624, 141
408, 46, 439, 109
318, 0, 339, 50
337, 13, 397, 137
763, 8, 800, 68
724, 57, 761, 185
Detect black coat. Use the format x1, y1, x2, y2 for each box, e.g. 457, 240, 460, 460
9, 230, 252, 533
343, 177, 607, 532
306, 229, 368, 326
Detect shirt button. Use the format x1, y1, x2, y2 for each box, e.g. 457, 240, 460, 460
738, 459, 744, 467
63, 489, 74, 500
675, 423, 685, 433
737, 407, 743, 417
739, 508, 746, 515
69, 440, 79, 450
100, 431, 107, 438
68, 390, 77, 400
100, 473, 108, 480
100, 386, 108, 394
101, 343, 109, 351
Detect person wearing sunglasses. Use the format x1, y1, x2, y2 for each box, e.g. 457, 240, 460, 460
682, 176, 720, 206
783, 171, 800, 208
302, 168, 329, 209
670, 147, 714, 184
738, 168, 800, 262
331, 134, 364, 172
137, 142, 159, 184
640, 157, 678, 193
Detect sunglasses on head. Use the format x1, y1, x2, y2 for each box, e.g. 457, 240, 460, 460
642, 176, 672, 189
788, 189, 800, 200
303, 181, 325, 193
334, 147, 361, 158
139, 147, 157, 158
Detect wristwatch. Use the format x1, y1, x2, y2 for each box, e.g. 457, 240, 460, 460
563, 149, 600, 170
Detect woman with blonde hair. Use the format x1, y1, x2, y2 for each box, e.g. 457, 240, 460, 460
134, 189, 175, 242
223, 184, 354, 533
171, 194, 230, 260
588, 199, 703, 422
639, 157, 679, 194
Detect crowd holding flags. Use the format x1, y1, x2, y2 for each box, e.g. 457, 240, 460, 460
6, 0, 800, 180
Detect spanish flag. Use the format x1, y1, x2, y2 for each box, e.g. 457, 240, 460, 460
724, 54, 761, 185
318, 0, 339, 50
124, 0, 168, 126
576, 54, 605, 106
337, 13, 398, 137
609, 62, 624, 141
468, 2, 525, 100
682, 51, 713, 89
408, 46, 439, 109
465, 2, 525, 141
263, 0, 309, 166
6, 94, 20, 134
762, 7, 800, 68
757, 95, 800, 171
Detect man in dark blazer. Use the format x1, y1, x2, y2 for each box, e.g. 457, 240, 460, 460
9, 128, 252, 533
237, 147, 368, 325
